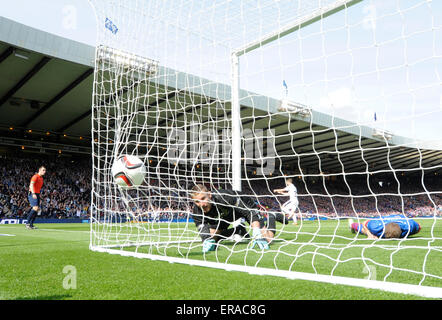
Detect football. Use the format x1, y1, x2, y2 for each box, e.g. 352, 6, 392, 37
111, 155, 146, 188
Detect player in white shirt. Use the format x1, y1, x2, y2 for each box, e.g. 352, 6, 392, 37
273, 178, 300, 225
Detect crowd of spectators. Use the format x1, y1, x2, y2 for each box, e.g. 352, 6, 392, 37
0, 153, 440, 221
0, 155, 91, 220
244, 175, 442, 218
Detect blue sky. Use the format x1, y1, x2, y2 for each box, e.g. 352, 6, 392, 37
1, 0, 96, 46
1, 0, 441, 145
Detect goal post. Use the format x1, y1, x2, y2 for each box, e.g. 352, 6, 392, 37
88, 0, 442, 298
230, 0, 364, 191
231, 52, 242, 191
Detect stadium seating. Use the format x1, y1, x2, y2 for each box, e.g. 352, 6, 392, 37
0, 155, 440, 220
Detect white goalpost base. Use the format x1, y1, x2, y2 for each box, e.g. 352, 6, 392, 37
90, 245, 442, 299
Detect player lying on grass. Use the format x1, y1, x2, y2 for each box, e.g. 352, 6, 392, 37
349, 214, 421, 239
190, 184, 287, 252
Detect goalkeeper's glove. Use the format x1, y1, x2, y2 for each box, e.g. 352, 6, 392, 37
251, 238, 269, 250
251, 228, 269, 250
202, 239, 216, 253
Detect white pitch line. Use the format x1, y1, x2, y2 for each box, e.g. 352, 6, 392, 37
35, 228, 90, 234
0, 225, 89, 234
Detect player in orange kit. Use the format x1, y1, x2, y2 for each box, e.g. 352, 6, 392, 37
25, 166, 46, 229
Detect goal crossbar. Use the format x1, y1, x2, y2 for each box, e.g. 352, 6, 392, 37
233, 0, 363, 57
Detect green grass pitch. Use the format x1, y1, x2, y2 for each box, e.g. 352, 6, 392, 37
0, 219, 441, 300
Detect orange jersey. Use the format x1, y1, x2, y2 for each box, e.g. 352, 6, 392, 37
30, 174, 44, 194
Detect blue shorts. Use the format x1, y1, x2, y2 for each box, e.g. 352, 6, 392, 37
28, 193, 41, 207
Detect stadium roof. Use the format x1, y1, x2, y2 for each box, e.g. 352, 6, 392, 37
0, 16, 440, 174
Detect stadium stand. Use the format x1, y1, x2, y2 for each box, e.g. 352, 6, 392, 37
0, 17, 440, 222
0, 154, 91, 220
0, 153, 440, 221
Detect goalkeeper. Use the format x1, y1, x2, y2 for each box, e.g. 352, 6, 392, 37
190, 184, 286, 252
349, 214, 421, 239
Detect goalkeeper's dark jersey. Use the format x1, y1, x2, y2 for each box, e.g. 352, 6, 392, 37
191, 189, 263, 228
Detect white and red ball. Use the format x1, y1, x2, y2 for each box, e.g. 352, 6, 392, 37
111, 155, 146, 188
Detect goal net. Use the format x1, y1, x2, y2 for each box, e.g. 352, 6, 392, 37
88, 0, 442, 298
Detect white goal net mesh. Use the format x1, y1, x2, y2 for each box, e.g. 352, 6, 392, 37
89, 0, 442, 297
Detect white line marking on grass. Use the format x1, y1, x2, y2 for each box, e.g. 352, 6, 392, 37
0, 225, 89, 234
36, 228, 89, 234
0, 234, 16, 237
